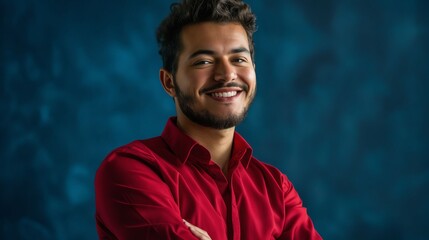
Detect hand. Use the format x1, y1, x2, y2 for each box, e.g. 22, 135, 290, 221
183, 219, 212, 240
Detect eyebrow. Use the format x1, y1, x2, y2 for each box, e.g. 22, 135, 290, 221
187, 47, 250, 60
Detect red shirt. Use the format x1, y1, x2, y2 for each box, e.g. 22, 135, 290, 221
95, 117, 322, 239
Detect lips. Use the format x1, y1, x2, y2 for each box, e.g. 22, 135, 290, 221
210, 91, 238, 98
201, 82, 248, 101
206, 89, 243, 103
201, 82, 248, 95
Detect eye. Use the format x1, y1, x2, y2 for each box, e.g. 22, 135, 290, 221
193, 60, 212, 66
232, 57, 247, 64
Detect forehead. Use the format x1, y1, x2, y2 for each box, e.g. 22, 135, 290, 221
179, 22, 250, 54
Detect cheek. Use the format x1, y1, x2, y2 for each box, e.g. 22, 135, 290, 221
188, 70, 212, 91
175, 70, 206, 91
241, 69, 256, 87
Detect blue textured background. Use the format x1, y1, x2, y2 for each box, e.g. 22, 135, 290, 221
2, 0, 428, 239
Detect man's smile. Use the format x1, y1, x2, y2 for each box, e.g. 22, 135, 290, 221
204, 87, 244, 102
201, 82, 248, 102
210, 91, 238, 98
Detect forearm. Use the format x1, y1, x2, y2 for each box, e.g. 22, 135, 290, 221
95, 153, 198, 239
280, 175, 322, 239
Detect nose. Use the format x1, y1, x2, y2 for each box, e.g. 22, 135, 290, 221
214, 59, 237, 82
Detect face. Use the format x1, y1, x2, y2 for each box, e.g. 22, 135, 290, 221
171, 22, 256, 129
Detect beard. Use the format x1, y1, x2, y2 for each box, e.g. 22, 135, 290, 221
174, 82, 255, 130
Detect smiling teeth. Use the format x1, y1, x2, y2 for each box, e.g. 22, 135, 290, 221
211, 91, 237, 98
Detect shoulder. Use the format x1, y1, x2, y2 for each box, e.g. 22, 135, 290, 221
247, 157, 285, 177
105, 138, 164, 163
246, 157, 292, 190
96, 137, 172, 178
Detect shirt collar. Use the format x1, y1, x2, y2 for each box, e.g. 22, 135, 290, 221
231, 131, 253, 168
161, 117, 253, 168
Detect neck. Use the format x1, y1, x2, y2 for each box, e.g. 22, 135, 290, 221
176, 115, 235, 174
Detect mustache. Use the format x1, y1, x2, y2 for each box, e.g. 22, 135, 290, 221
200, 82, 249, 94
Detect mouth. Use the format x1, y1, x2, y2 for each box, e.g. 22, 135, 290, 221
210, 91, 239, 98
202, 83, 248, 102
205, 89, 243, 102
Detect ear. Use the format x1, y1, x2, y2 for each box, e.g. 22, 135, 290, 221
159, 68, 176, 97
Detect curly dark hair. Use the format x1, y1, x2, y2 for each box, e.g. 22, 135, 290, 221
156, 0, 257, 74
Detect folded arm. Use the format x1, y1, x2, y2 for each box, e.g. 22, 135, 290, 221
95, 151, 199, 239
278, 175, 322, 240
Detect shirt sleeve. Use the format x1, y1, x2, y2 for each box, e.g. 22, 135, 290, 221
277, 174, 323, 240
95, 150, 198, 240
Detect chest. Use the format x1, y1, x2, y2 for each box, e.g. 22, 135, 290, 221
163, 163, 285, 240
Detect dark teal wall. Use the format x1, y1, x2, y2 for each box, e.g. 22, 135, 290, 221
2, 0, 428, 239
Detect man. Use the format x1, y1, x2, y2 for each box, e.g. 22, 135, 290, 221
95, 0, 322, 239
